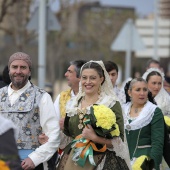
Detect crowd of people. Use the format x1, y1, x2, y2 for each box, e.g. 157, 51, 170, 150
0, 52, 170, 170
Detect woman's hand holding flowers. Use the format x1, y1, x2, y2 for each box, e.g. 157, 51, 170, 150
71, 105, 120, 167
82, 124, 97, 141
82, 124, 113, 148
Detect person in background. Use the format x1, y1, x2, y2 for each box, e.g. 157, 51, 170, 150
142, 68, 170, 116
104, 61, 126, 104
57, 60, 131, 170
39, 60, 87, 167
54, 60, 87, 126
123, 78, 164, 170
134, 71, 141, 79
145, 59, 161, 70
0, 52, 60, 170
0, 114, 21, 170
164, 76, 170, 95
142, 68, 170, 169
0, 65, 11, 88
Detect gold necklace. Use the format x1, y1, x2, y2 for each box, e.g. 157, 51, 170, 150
82, 96, 98, 107
77, 108, 86, 129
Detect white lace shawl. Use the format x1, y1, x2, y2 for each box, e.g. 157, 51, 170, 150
66, 60, 118, 117
0, 115, 18, 139
142, 68, 170, 116
123, 101, 157, 130
64, 60, 131, 169
155, 88, 170, 116
66, 92, 117, 117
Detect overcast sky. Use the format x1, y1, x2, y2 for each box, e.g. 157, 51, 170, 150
33, 0, 155, 17
99, 0, 155, 17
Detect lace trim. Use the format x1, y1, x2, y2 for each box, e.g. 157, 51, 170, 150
59, 131, 72, 149
66, 60, 118, 117
66, 92, 117, 117
111, 137, 132, 170
123, 101, 156, 130
142, 67, 165, 83
96, 155, 106, 170
155, 88, 170, 116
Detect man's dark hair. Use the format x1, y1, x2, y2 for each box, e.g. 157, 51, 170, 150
104, 61, 118, 73
70, 60, 87, 78
2, 65, 10, 85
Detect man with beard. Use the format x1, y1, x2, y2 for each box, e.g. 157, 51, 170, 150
0, 52, 60, 170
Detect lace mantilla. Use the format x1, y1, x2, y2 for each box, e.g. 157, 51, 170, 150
66, 60, 118, 117
123, 101, 157, 131
155, 88, 170, 116
142, 67, 165, 83
64, 61, 131, 168
111, 137, 132, 170
142, 67, 170, 116
66, 92, 117, 117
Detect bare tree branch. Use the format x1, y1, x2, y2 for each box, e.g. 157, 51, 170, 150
0, 0, 18, 23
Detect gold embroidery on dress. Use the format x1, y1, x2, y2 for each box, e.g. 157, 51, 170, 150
77, 108, 86, 129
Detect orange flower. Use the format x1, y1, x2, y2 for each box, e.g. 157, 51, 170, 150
0, 160, 10, 170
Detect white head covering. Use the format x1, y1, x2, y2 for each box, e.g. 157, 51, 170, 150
142, 67, 164, 86
66, 60, 118, 117
65, 60, 132, 169
142, 68, 170, 116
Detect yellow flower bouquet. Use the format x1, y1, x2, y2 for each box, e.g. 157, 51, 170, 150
163, 115, 170, 167
0, 154, 21, 169
71, 104, 120, 167
132, 155, 149, 170
90, 104, 120, 138
0, 160, 10, 170
164, 116, 170, 132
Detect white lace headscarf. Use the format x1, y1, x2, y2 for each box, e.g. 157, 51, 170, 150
65, 60, 131, 169
142, 68, 170, 116
66, 60, 118, 117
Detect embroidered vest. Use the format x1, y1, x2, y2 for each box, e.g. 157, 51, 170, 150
59, 89, 71, 118
0, 85, 45, 150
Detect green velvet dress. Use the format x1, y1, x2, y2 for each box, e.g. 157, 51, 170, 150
57, 101, 130, 170
126, 107, 164, 170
